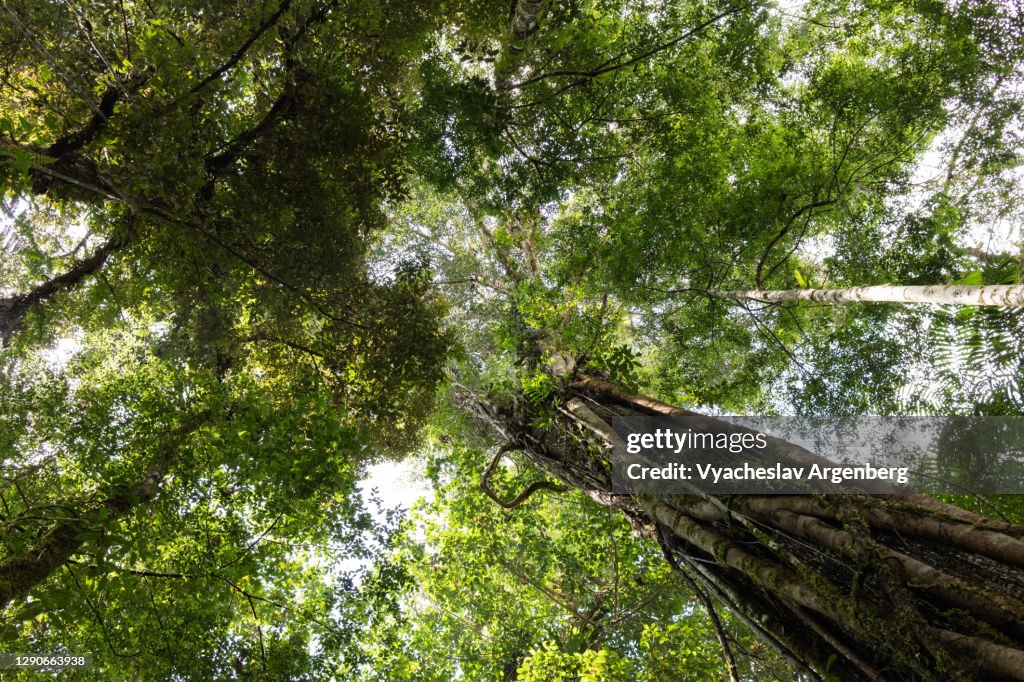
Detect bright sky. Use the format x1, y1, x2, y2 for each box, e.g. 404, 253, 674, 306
358, 458, 434, 516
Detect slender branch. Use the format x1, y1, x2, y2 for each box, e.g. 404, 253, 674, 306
735, 300, 811, 375
761, 207, 817, 285
507, 5, 747, 91
241, 590, 268, 674
138, 203, 371, 331
187, 0, 294, 96
501, 558, 607, 630
66, 565, 140, 659
0, 142, 373, 333
215, 574, 342, 634
119, 0, 131, 59
755, 196, 835, 288
245, 334, 327, 361
204, 90, 295, 174
62, 0, 128, 95
67, 560, 346, 635
216, 512, 286, 571
141, 0, 185, 45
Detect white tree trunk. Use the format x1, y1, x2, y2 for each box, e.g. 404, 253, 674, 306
495, 0, 550, 94
711, 284, 1024, 307
510, 0, 548, 45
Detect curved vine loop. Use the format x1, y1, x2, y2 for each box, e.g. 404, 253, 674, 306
480, 443, 568, 509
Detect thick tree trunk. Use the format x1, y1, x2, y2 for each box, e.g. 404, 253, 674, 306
710, 284, 1024, 307
474, 375, 1024, 681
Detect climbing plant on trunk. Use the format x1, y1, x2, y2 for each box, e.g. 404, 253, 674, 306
470, 372, 1024, 681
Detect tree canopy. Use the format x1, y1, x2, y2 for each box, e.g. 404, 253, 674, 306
2, 0, 1024, 679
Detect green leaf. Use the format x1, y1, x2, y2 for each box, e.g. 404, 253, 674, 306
958, 270, 984, 285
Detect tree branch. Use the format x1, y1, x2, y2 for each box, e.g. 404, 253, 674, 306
755, 196, 835, 288
506, 5, 747, 91
204, 90, 296, 175
0, 413, 208, 608
188, 0, 295, 96
47, 70, 150, 159
0, 218, 134, 343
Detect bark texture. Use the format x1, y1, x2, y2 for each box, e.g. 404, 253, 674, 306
0, 228, 131, 343
711, 284, 1024, 307
473, 375, 1024, 681
494, 0, 550, 95
509, 0, 549, 49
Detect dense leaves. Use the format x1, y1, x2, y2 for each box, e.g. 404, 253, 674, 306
1, 0, 454, 677
2, 0, 1024, 678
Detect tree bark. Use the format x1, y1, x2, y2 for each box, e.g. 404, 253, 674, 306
509, 0, 549, 51
709, 284, 1024, 307
0, 465, 164, 609
0, 227, 132, 343
474, 375, 1024, 681
494, 0, 550, 97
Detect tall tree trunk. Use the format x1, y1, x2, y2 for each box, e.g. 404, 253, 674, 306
709, 284, 1024, 307
494, 1, 550, 98
509, 0, 548, 49
473, 375, 1024, 681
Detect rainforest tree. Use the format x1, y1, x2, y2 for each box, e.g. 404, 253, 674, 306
0, 0, 453, 676
386, 0, 1024, 678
